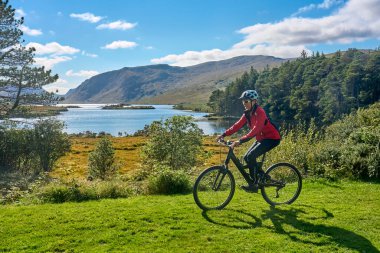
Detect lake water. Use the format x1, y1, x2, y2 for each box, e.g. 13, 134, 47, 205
50, 104, 232, 136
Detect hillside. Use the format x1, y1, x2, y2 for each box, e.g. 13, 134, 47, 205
0, 181, 379, 252
64, 55, 287, 104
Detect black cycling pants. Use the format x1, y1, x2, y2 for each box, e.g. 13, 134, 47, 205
243, 139, 280, 177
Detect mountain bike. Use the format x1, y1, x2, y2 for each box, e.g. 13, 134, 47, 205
193, 139, 302, 210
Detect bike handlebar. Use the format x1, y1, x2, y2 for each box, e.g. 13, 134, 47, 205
217, 139, 233, 146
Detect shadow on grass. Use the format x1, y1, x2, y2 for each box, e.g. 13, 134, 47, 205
202, 206, 379, 252
202, 209, 262, 229
263, 206, 379, 252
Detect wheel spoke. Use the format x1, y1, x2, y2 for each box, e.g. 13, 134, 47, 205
193, 166, 235, 210
261, 163, 302, 205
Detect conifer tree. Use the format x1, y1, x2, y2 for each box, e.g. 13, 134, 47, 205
0, 0, 58, 118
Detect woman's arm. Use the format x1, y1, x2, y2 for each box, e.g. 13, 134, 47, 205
222, 114, 247, 137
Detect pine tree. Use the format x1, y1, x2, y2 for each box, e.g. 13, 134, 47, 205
0, 0, 58, 118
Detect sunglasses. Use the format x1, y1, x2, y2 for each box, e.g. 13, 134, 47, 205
242, 100, 251, 104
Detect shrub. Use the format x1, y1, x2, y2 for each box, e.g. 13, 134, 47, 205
147, 167, 192, 195
0, 119, 70, 174
0, 128, 36, 173
40, 184, 81, 203
141, 116, 205, 172
257, 121, 319, 175
33, 119, 71, 172
95, 181, 131, 199
34, 180, 131, 203
88, 138, 117, 180
307, 142, 344, 180
341, 127, 380, 179
308, 103, 380, 180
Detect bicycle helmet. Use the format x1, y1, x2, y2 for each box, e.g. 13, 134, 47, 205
239, 90, 258, 100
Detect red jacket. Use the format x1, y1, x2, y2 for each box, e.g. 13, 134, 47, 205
223, 105, 281, 143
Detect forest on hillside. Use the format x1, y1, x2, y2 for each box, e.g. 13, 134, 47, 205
208, 48, 380, 126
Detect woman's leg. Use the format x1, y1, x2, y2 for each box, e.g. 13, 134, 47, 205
244, 139, 280, 181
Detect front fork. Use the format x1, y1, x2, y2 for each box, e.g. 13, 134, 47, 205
212, 165, 228, 191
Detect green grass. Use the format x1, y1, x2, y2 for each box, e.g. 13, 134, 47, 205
0, 180, 379, 252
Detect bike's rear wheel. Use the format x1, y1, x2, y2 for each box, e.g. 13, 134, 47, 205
193, 166, 235, 210
261, 163, 302, 206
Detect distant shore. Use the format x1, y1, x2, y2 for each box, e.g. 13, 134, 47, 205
102, 104, 155, 110
7, 105, 68, 118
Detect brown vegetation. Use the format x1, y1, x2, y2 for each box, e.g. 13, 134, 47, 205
51, 136, 225, 181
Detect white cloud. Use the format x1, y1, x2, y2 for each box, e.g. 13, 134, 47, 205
25, 42, 80, 69
292, 0, 344, 16
102, 40, 138, 49
55, 78, 68, 85
20, 25, 42, 36
81, 51, 98, 58
34, 56, 72, 69
152, 0, 380, 67
318, 0, 343, 8
66, 69, 99, 78
96, 20, 137, 30
235, 0, 380, 48
151, 46, 309, 66
70, 12, 104, 23
42, 84, 70, 95
15, 9, 26, 18
43, 79, 79, 95
26, 42, 80, 55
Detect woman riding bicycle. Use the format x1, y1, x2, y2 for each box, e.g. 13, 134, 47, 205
216, 90, 281, 192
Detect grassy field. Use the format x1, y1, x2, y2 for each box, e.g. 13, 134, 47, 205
0, 180, 379, 252
51, 136, 224, 181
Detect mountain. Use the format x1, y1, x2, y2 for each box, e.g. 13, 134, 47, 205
64, 55, 288, 104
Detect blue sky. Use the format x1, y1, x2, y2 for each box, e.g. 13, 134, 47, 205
10, 0, 380, 94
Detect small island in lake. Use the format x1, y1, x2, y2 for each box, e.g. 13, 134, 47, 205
102, 104, 155, 110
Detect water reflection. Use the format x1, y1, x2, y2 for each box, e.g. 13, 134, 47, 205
195, 119, 235, 136
4, 104, 236, 136
54, 104, 233, 136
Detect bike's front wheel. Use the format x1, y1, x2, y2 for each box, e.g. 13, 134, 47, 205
261, 163, 302, 206
193, 166, 235, 210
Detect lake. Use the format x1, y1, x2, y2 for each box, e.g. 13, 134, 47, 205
51, 104, 232, 136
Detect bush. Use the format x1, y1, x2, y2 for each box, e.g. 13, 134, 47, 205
141, 116, 206, 172
35, 180, 131, 203
0, 119, 70, 174
307, 103, 380, 180
37, 183, 83, 203
307, 142, 344, 180
256, 121, 319, 175
0, 128, 37, 173
341, 127, 380, 179
88, 138, 117, 180
147, 167, 192, 195
33, 119, 71, 172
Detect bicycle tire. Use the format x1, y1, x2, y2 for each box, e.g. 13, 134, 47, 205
193, 166, 235, 210
261, 162, 302, 206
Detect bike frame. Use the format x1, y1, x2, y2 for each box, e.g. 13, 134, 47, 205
221, 140, 266, 185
